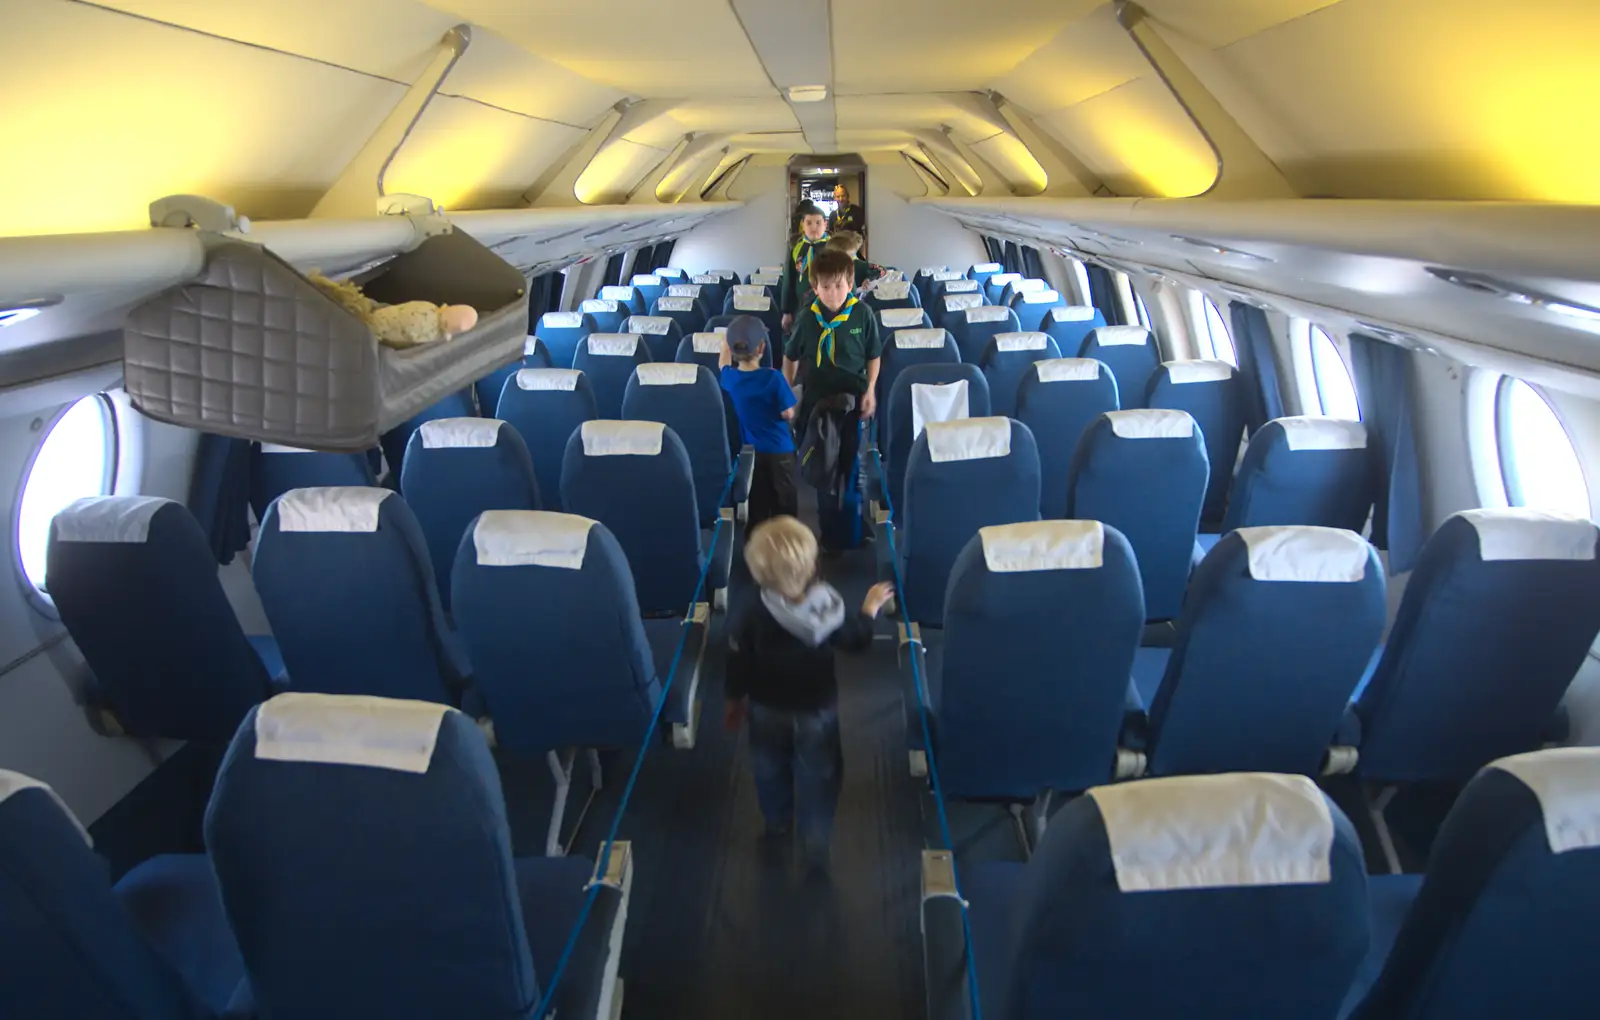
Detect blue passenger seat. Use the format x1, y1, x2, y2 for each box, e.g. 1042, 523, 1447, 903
496, 369, 598, 513
1016, 358, 1119, 520
379, 389, 477, 483
1222, 416, 1372, 533
573, 334, 652, 419
865, 278, 920, 312
875, 328, 961, 433
1041, 304, 1106, 358
533, 311, 600, 371
630, 273, 668, 310
1148, 361, 1246, 525
979, 331, 1062, 417
579, 298, 627, 335
474, 336, 553, 418
880, 306, 935, 333
1010, 287, 1068, 333
881, 363, 991, 523
1079, 325, 1161, 410
597, 284, 646, 317
622, 363, 732, 529
951, 305, 1022, 365
621, 315, 683, 365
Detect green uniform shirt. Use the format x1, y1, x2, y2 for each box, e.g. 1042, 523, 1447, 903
784, 298, 882, 411
779, 235, 829, 315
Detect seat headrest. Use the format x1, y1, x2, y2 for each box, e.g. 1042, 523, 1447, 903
1458, 508, 1598, 562
920, 265, 951, 276
654, 267, 684, 278
994, 332, 1049, 352
943, 293, 983, 312
1091, 325, 1151, 347
1036, 358, 1101, 382
874, 281, 912, 299
1106, 409, 1196, 439
971, 262, 1002, 273
1275, 416, 1368, 451
472, 510, 597, 570
637, 362, 698, 386
1021, 289, 1062, 304
631, 274, 663, 287
541, 311, 583, 329
980, 519, 1104, 572
989, 273, 1022, 287
734, 294, 772, 312
1236, 526, 1371, 582
1164, 360, 1235, 384
881, 308, 926, 328
1086, 773, 1335, 892
691, 332, 724, 354
259, 443, 314, 454
942, 279, 980, 293
580, 298, 619, 314
587, 334, 641, 357
691, 274, 718, 284
581, 420, 664, 457
254, 693, 456, 774
732, 284, 767, 298
1015, 278, 1047, 292
758, 265, 782, 275
713, 325, 728, 333
52, 495, 172, 544
599, 285, 634, 301
627, 316, 673, 335
750, 273, 780, 286
1490, 747, 1600, 853
894, 328, 946, 349
0, 770, 90, 845
418, 418, 503, 449
911, 380, 970, 439
656, 297, 694, 312
1048, 305, 1099, 323
965, 306, 1012, 324
666, 284, 702, 298
926, 416, 1012, 463
522, 335, 542, 358
276, 487, 390, 532
515, 368, 581, 391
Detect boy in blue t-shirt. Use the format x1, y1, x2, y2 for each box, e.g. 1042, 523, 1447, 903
719, 315, 799, 525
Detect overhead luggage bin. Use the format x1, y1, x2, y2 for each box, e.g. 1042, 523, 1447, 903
123, 227, 529, 452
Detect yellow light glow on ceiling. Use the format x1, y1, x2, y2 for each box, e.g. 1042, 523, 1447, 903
574, 140, 663, 205
1046, 77, 1217, 198
385, 99, 580, 210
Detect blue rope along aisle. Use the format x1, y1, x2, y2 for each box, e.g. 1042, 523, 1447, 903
868, 445, 986, 1020
531, 465, 740, 1018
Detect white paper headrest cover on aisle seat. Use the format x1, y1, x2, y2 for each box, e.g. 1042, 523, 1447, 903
1049, 305, 1098, 323
53, 496, 171, 543
516, 368, 581, 391
932, 270, 962, 281
473, 510, 596, 570
1237, 526, 1370, 582
1276, 416, 1367, 451
523, 335, 543, 358
990, 273, 1022, 288
628, 316, 673, 335
942, 280, 980, 293
895, 329, 946, 350
581, 420, 664, 457
1087, 773, 1335, 892
692, 275, 719, 285
966, 306, 1011, 324
1107, 409, 1195, 439
733, 284, 767, 298
259, 443, 314, 454
943, 294, 982, 312
926, 417, 1011, 463
637, 362, 698, 386
1459, 508, 1598, 562
734, 294, 772, 312
1492, 748, 1600, 853
751, 273, 780, 286
1165, 360, 1235, 384
911, 380, 969, 439
587, 334, 640, 356
631, 275, 663, 287
1022, 289, 1062, 304
1036, 359, 1101, 383
980, 519, 1104, 572
759, 265, 782, 275
541, 311, 583, 329
599, 286, 634, 302
655, 267, 684, 278
656, 297, 694, 312
667, 284, 702, 298
1016, 278, 1047, 292
581, 299, 619, 315
1092, 326, 1150, 347
874, 281, 911, 299
418, 418, 503, 449
995, 332, 1049, 352
277, 487, 389, 533
971, 262, 1002, 274
255, 693, 455, 774
692, 333, 724, 354
881, 308, 925, 328
920, 266, 950, 276
881, 269, 905, 283
0, 770, 91, 845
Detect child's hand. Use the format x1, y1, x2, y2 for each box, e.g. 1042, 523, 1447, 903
723, 697, 747, 732
862, 581, 895, 618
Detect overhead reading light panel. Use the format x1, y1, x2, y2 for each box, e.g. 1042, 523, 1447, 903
1426, 267, 1600, 323
787, 85, 828, 102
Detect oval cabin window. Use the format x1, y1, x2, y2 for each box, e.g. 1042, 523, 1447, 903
1496, 378, 1590, 517
17, 395, 118, 594
1308, 326, 1361, 421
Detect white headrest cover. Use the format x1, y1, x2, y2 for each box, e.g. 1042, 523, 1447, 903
599, 285, 634, 302
1276, 416, 1368, 451
542, 311, 583, 329
943, 293, 983, 312
911, 380, 970, 440
0, 770, 91, 845
1050, 305, 1098, 323
759, 265, 782, 275
254, 693, 455, 774
1236, 527, 1370, 582
942, 280, 980, 293
751, 273, 780, 286
1106, 409, 1195, 439
581, 420, 664, 457
920, 265, 950, 276
1036, 358, 1101, 383
587, 334, 640, 357
691, 332, 724, 354
516, 368, 581, 391
654, 267, 683, 277
989, 273, 1022, 287
1021, 289, 1062, 304
631, 274, 663, 287
881, 269, 905, 283
1458, 508, 1598, 562
1016, 278, 1047, 292
926, 416, 1012, 463
932, 270, 962, 282
966, 306, 1011, 324
259, 443, 314, 454
1092, 325, 1151, 347
627, 316, 673, 335
418, 418, 503, 449
53, 496, 171, 543
894, 329, 946, 350
656, 297, 694, 312
666, 284, 702, 298
522, 335, 543, 358
276, 487, 390, 533
972, 262, 1002, 274
691, 274, 718, 284
881, 308, 926, 328
980, 520, 1104, 572
473, 510, 596, 570
1492, 747, 1600, 853
637, 362, 698, 386
732, 284, 767, 298
874, 281, 911, 299
1088, 773, 1334, 892
1165, 360, 1235, 384
714, 326, 728, 333
994, 332, 1048, 353
711, 269, 738, 279
734, 294, 772, 312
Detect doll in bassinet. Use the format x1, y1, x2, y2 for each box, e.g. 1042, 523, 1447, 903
306, 271, 479, 350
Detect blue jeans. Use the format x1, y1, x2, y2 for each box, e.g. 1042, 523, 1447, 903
747, 702, 843, 852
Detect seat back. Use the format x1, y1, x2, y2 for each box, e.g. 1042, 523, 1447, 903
1042, 304, 1106, 357
495, 369, 598, 512
1000, 276, 1048, 306
379, 389, 476, 481
913, 266, 951, 307
597, 284, 645, 316
1080, 325, 1161, 410
1016, 359, 1120, 519
653, 266, 685, 280
400, 419, 541, 612
939, 521, 1144, 798
1355, 510, 1600, 782
630, 273, 668, 310
622, 315, 683, 364
474, 337, 553, 418
688, 274, 730, 314
254, 488, 464, 703
983, 272, 1023, 305
900, 417, 1041, 627
885, 363, 991, 519
1148, 361, 1246, 523
1011, 287, 1068, 332
48, 496, 273, 742
622, 363, 730, 527
452, 512, 661, 753
250, 444, 376, 522
936, 292, 985, 336
876, 328, 961, 423
1350, 747, 1600, 1020
0, 772, 212, 1020
533, 311, 599, 370
966, 261, 1002, 286
951, 305, 1022, 364
1002, 773, 1367, 1019
1222, 416, 1373, 532
979, 332, 1063, 417
1067, 410, 1208, 620
934, 277, 983, 306
1147, 527, 1386, 776
560, 421, 704, 614
879, 307, 934, 333
573, 333, 652, 419
205, 695, 540, 1020
725, 289, 782, 337
579, 298, 627, 335
865, 279, 919, 312
655, 286, 710, 335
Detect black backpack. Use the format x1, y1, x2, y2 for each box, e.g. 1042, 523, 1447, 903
798, 393, 857, 498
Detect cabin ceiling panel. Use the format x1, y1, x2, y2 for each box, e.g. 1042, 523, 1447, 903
989, 3, 1148, 115
384, 99, 585, 211
1136, 0, 1344, 49
1040, 76, 1216, 198
669, 99, 799, 135
834, 95, 1001, 145
574, 139, 669, 204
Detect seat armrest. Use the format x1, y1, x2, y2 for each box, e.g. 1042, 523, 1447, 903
921, 851, 974, 1020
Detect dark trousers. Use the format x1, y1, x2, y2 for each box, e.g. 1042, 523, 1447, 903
747, 701, 843, 854
749, 452, 799, 526
817, 416, 862, 552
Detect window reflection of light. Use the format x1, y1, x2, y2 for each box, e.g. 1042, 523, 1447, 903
18, 396, 113, 591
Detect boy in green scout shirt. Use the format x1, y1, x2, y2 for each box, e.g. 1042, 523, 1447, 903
779, 207, 831, 333
825, 232, 885, 291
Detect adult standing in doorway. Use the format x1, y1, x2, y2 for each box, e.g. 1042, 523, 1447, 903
828, 185, 864, 253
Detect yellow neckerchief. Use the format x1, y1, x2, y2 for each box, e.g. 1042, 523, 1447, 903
792, 233, 830, 275
811, 295, 859, 366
